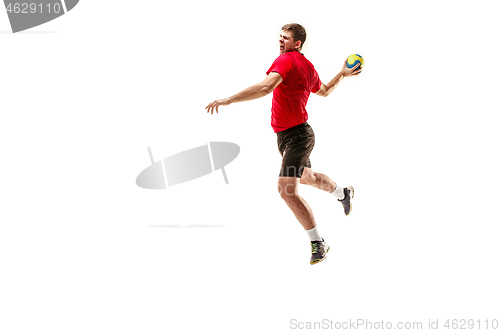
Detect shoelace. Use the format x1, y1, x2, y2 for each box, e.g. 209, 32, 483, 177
311, 243, 319, 254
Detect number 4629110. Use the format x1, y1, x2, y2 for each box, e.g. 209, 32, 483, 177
444, 319, 499, 330
5, 3, 62, 14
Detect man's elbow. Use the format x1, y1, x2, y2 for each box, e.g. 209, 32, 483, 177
261, 85, 274, 96
316, 89, 329, 97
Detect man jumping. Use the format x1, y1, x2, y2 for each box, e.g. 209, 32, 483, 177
206, 23, 361, 265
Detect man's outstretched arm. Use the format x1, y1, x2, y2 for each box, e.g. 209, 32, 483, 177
206, 72, 282, 114
315, 59, 362, 97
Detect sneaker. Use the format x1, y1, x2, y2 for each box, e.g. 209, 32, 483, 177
310, 238, 330, 265
338, 186, 354, 216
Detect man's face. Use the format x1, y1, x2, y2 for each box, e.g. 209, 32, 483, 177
279, 30, 300, 54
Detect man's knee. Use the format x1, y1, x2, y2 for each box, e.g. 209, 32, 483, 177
300, 170, 316, 185
277, 179, 298, 201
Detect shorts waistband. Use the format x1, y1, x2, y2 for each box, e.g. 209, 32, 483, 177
277, 122, 309, 136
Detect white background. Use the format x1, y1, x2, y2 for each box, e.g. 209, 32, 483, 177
1, 0, 499, 332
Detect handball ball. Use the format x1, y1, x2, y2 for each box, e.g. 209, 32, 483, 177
347, 54, 364, 69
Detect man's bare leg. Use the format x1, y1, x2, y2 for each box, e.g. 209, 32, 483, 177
277, 176, 316, 230
299, 167, 338, 193
300, 167, 354, 216
278, 175, 330, 264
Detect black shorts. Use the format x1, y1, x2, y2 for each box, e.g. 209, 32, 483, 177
277, 122, 315, 178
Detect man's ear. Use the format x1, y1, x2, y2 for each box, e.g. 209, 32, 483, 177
294, 40, 302, 50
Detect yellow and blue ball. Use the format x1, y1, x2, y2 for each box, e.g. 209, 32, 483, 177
347, 54, 364, 69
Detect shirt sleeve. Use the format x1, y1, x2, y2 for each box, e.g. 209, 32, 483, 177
311, 70, 322, 93
266, 54, 292, 80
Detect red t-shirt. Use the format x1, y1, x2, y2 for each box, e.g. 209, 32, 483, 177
266, 51, 321, 133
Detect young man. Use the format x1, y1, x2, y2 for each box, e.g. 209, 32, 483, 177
206, 23, 361, 265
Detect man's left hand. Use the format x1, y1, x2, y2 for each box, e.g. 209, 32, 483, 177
340, 59, 362, 77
